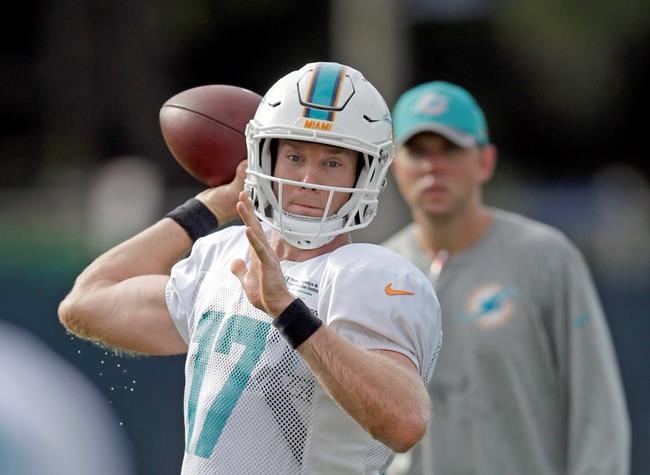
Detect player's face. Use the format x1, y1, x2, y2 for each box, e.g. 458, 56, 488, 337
393, 132, 492, 219
273, 139, 358, 217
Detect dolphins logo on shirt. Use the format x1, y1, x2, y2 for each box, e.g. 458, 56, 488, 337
456, 283, 517, 329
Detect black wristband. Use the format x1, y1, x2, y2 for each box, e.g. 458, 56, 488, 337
273, 298, 323, 349
166, 198, 219, 242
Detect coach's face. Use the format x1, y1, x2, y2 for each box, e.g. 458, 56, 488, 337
392, 132, 496, 219
273, 139, 358, 218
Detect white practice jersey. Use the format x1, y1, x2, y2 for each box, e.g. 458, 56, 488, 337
166, 224, 441, 475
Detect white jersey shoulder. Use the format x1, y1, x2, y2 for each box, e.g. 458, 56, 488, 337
320, 243, 441, 381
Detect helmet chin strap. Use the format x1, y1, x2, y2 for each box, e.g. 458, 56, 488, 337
272, 209, 345, 250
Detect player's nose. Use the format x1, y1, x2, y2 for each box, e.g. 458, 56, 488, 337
300, 162, 324, 189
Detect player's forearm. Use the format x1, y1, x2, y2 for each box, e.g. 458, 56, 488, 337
59, 219, 191, 351
73, 218, 192, 290
297, 325, 429, 453
59, 274, 187, 354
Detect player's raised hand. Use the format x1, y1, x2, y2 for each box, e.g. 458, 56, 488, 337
195, 159, 248, 224
231, 191, 295, 317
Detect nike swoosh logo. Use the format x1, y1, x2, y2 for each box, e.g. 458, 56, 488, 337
384, 283, 415, 296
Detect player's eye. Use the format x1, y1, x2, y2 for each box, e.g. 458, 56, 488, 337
325, 159, 342, 168
286, 153, 301, 162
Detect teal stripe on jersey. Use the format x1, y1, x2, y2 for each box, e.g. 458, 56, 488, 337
304, 63, 344, 121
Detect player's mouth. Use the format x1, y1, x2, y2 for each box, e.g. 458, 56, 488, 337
286, 202, 325, 217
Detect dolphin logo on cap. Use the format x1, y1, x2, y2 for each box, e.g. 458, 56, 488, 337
413, 92, 448, 116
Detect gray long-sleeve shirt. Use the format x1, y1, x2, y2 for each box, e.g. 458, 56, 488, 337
383, 208, 629, 475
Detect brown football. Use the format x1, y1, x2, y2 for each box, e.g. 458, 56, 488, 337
159, 85, 262, 186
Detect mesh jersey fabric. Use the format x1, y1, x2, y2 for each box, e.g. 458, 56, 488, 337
166, 224, 441, 475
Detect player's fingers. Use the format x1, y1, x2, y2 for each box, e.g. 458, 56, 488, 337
230, 160, 248, 188
236, 159, 248, 178
245, 226, 275, 267
237, 203, 267, 252
236, 200, 248, 226
237, 191, 277, 268
237, 192, 267, 240
237, 192, 256, 225
230, 258, 248, 280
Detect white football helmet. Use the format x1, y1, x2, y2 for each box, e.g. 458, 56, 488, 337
245, 62, 394, 249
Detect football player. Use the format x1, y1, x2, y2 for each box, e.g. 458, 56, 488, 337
59, 62, 442, 474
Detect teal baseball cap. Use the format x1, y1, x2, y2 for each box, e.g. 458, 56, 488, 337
393, 81, 489, 148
